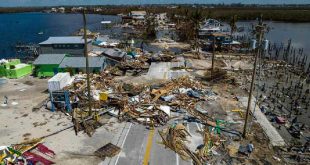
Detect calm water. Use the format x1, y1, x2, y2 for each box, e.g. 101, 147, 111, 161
0, 12, 309, 59
0, 12, 121, 58
237, 21, 310, 53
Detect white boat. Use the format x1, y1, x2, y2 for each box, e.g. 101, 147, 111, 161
101, 21, 112, 24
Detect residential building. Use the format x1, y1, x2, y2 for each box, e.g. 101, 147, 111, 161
39, 36, 92, 56
58, 7, 65, 13
130, 11, 147, 20
51, 8, 57, 13
59, 56, 106, 74
33, 54, 67, 77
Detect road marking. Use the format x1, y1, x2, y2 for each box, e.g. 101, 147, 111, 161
114, 123, 132, 165
195, 122, 203, 131
186, 123, 193, 165
176, 153, 179, 165
143, 129, 155, 165
195, 122, 201, 131
200, 123, 204, 131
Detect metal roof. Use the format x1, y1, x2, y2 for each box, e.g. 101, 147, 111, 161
33, 54, 66, 65
39, 36, 92, 45
130, 11, 147, 16
59, 56, 105, 68
102, 48, 126, 58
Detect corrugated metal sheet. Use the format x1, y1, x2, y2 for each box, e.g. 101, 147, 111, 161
102, 48, 126, 59
59, 56, 105, 68
33, 54, 66, 65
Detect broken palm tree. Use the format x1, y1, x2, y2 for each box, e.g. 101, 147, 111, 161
159, 123, 203, 165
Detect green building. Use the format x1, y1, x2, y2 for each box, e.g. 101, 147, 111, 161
33, 54, 66, 77
0, 59, 32, 79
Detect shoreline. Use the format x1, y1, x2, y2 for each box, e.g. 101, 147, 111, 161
1, 5, 310, 23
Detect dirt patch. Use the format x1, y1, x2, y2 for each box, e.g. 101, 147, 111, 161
33, 122, 48, 127
23, 81, 34, 86
21, 113, 28, 117
23, 133, 31, 137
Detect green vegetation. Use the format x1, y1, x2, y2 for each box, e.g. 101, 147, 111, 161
144, 16, 157, 40
0, 5, 310, 22
189, 9, 204, 56
0, 7, 47, 13
229, 15, 238, 36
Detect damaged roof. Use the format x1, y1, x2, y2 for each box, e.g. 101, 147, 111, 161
102, 48, 127, 59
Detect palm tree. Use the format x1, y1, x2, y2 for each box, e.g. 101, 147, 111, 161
229, 15, 238, 37
189, 9, 204, 58
144, 15, 157, 40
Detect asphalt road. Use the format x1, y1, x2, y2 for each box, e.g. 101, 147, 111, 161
100, 117, 204, 165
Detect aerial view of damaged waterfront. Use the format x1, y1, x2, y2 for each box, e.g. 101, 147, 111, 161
0, 0, 310, 164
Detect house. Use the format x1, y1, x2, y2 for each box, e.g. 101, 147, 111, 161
58, 7, 65, 13
39, 36, 92, 56
33, 54, 66, 77
130, 11, 147, 20
75, 29, 99, 39
0, 59, 32, 79
59, 56, 106, 74
207, 33, 240, 45
94, 8, 103, 12
51, 8, 57, 13
199, 19, 223, 38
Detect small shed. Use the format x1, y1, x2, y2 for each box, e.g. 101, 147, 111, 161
59, 56, 106, 74
33, 54, 66, 77
0, 59, 32, 79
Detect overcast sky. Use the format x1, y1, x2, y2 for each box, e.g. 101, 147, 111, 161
0, 0, 309, 7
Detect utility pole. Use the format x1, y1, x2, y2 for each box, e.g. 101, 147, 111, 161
242, 15, 265, 138
83, 9, 92, 116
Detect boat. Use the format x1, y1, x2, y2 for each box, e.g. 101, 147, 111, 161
38, 31, 44, 35
101, 21, 112, 24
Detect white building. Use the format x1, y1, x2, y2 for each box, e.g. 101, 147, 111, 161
58, 7, 65, 13
130, 11, 147, 20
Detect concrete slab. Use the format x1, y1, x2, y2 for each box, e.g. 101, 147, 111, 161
147, 59, 189, 80
239, 97, 286, 147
